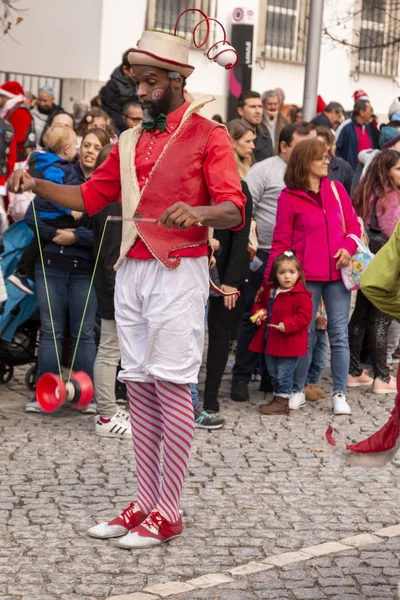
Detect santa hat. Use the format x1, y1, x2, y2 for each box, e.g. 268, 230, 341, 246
316, 95, 326, 113
353, 89, 369, 102
128, 31, 195, 79
0, 81, 25, 98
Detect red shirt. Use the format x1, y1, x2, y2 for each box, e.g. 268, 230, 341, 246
356, 123, 372, 154
81, 101, 246, 259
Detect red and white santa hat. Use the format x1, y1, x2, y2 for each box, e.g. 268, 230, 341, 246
353, 89, 369, 102
0, 81, 26, 98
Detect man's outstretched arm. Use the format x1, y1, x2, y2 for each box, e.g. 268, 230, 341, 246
7, 170, 85, 211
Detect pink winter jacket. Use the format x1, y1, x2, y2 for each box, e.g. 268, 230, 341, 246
365, 190, 400, 239
265, 178, 361, 282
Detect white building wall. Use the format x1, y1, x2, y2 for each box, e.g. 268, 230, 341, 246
1, 0, 399, 121
1, 0, 103, 79
98, 0, 148, 82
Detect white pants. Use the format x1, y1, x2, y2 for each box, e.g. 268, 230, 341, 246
115, 257, 209, 384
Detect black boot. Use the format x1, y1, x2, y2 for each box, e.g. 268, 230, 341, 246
231, 379, 249, 402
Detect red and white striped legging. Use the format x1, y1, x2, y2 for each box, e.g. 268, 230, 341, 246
126, 380, 194, 523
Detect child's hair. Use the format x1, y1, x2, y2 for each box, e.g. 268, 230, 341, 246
268, 250, 306, 286
75, 107, 115, 139
94, 143, 114, 169
42, 124, 77, 155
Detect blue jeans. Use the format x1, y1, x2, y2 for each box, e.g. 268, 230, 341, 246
190, 383, 199, 407
265, 355, 298, 397
306, 329, 329, 385
293, 280, 351, 394
35, 264, 97, 380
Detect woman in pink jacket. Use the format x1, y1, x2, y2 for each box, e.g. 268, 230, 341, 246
265, 138, 361, 415
349, 150, 400, 394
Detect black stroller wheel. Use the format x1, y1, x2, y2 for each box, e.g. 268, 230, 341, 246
0, 363, 13, 384
25, 364, 37, 391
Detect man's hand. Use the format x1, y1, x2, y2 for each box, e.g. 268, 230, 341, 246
71, 211, 83, 220
210, 238, 220, 253
221, 284, 238, 310
7, 170, 36, 194
334, 248, 351, 269
53, 229, 76, 246
158, 202, 204, 230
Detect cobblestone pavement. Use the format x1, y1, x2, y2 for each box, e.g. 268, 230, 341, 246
1, 364, 400, 600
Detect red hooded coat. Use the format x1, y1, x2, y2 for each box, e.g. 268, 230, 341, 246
249, 281, 313, 357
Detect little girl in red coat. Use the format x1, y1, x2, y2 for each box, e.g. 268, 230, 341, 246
249, 251, 313, 415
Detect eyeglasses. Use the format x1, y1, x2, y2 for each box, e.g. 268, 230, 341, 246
316, 155, 332, 163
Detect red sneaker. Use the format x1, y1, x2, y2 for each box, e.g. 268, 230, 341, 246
87, 502, 148, 539
116, 509, 183, 549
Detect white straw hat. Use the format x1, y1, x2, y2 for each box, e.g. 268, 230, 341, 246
128, 31, 195, 78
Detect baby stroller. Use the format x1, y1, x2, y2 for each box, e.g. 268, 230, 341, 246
0, 220, 39, 389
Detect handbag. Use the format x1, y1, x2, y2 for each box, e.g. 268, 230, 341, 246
330, 181, 373, 291
340, 234, 374, 291
367, 201, 388, 254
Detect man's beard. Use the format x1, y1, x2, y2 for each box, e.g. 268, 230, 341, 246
141, 83, 173, 126
37, 104, 53, 115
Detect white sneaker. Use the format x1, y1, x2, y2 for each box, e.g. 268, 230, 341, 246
332, 392, 352, 415
289, 391, 306, 410
115, 409, 130, 421
95, 412, 131, 438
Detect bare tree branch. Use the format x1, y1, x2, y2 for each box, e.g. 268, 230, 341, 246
0, 0, 27, 38
324, 27, 400, 51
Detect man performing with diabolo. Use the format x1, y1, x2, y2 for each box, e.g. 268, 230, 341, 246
8, 9, 245, 549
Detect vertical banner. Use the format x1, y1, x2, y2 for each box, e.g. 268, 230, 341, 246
227, 7, 255, 121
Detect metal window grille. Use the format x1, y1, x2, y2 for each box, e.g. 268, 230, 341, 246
146, 0, 217, 45
260, 0, 310, 63
0, 71, 62, 104
356, 0, 400, 76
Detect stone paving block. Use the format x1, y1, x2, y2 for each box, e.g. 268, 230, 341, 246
339, 533, 383, 548
107, 594, 159, 600
187, 573, 233, 588
374, 524, 400, 538
228, 561, 274, 575
262, 550, 311, 566
143, 581, 196, 597
301, 541, 352, 557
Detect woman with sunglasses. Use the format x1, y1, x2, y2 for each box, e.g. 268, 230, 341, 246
265, 138, 361, 415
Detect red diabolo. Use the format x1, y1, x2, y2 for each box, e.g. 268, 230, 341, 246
36, 371, 93, 412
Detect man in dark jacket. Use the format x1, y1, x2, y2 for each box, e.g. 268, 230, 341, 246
237, 91, 273, 162
336, 99, 376, 170
311, 101, 344, 131
100, 49, 139, 135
